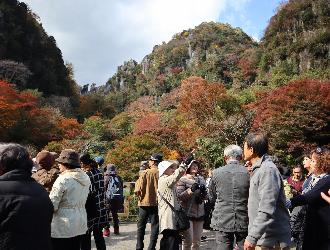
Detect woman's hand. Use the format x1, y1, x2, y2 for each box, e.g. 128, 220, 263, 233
321, 189, 330, 204
187, 188, 193, 195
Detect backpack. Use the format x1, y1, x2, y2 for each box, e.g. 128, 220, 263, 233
106, 175, 123, 201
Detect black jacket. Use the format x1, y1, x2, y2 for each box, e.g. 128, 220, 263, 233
0, 169, 54, 250
291, 175, 330, 250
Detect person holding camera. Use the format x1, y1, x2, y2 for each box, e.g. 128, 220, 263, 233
158, 152, 194, 250
209, 145, 250, 250
177, 160, 207, 250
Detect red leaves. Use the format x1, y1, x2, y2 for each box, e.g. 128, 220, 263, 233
0, 80, 38, 133
133, 112, 162, 135
178, 76, 227, 123
249, 79, 330, 129
248, 79, 330, 154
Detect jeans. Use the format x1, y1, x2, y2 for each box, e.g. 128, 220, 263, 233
136, 206, 159, 250
51, 235, 82, 250
215, 231, 247, 250
182, 220, 204, 250
160, 229, 181, 250
81, 227, 106, 250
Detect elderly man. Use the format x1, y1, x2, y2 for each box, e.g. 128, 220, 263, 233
287, 166, 304, 196
243, 133, 291, 250
0, 143, 54, 250
209, 145, 250, 250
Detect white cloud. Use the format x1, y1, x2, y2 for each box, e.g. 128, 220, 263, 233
24, 0, 251, 85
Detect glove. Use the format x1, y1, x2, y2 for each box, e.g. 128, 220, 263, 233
183, 153, 194, 166
191, 183, 200, 192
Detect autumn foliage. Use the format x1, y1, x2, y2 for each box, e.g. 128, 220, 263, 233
0, 80, 82, 147
249, 80, 330, 155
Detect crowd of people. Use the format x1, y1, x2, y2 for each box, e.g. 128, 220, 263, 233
0, 132, 329, 250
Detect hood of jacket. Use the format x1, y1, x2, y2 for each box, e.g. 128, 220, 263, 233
61, 168, 90, 186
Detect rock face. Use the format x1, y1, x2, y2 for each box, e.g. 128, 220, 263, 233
101, 22, 257, 96
105, 59, 140, 92
260, 0, 330, 74
100, 0, 329, 97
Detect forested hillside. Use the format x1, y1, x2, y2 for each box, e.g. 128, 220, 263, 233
0, 0, 329, 181
0, 0, 78, 97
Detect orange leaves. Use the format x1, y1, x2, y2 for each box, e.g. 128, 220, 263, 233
0, 80, 38, 134
58, 118, 82, 139
178, 77, 227, 122
133, 112, 162, 135
0, 80, 82, 146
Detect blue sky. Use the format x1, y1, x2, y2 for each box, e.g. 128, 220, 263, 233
220, 0, 281, 41
23, 0, 282, 86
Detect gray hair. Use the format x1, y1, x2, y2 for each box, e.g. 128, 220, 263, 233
223, 145, 243, 159
0, 143, 33, 173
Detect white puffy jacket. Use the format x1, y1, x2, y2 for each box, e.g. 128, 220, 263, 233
49, 168, 91, 238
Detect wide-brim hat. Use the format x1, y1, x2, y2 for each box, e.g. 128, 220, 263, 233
55, 149, 80, 168
158, 160, 178, 177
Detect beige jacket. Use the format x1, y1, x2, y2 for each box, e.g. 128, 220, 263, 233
158, 164, 188, 233
134, 167, 158, 206
49, 168, 91, 238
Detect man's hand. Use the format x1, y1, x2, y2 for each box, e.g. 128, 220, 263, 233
244, 239, 256, 250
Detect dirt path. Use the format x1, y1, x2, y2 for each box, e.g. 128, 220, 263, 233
92, 222, 216, 249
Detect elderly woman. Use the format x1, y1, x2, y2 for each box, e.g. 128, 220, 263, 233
288, 147, 330, 250
158, 154, 193, 250
177, 160, 207, 250
32, 150, 60, 192
80, 153, 108, 250
50, 149, 91, 250
0, 143, 54, 250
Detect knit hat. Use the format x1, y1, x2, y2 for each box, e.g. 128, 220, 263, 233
36, 150, 55, 171
55, 149, 80, 168
158, 160, 178, 177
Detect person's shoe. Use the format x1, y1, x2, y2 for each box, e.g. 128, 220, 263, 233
114, 226, 119, 235
103, 228, 110, 237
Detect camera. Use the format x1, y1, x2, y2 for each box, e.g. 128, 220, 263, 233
191, 183, 207, 204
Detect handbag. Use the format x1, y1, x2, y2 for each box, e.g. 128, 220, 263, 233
158, 191, 192, 232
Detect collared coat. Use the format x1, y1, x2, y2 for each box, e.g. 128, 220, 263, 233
246, 154, 291, 247
209, 161, 250, 232
158, 164, 188, 233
